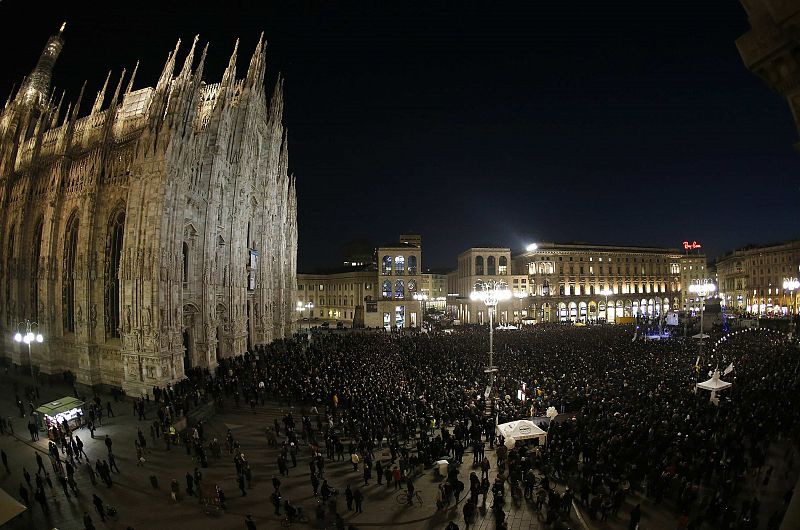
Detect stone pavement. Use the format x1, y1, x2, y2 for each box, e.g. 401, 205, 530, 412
0, 366, 793, 530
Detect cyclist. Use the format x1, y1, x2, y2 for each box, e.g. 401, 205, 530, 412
406, 478, 415, 505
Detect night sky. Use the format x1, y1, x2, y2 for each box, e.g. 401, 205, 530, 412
1, 1, 797, 271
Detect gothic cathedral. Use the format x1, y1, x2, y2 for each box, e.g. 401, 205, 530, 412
0, 25, 298, 395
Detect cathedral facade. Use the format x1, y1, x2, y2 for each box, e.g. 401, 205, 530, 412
0, 26, 298, 395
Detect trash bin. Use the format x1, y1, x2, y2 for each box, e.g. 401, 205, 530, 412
150, 475, 159, 489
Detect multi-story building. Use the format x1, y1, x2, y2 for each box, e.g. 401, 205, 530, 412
681, 254, 711, 312
447, 247, 531, 324
447, 242, 706, 324
296, 236, 424, 330
420, 269, 448, 311
0, 28, 297, 394
716, 240, 800, 315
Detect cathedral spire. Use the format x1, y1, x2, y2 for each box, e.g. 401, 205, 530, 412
5, 83, 17, 110
179, 35, 200, 79
16, 22, 65, 107
71, 80, 87, 123
51, 89, 66, 128
157, 39, 181, 90
220, 39, 239, 89
125, 60, 139, 95
91, 70, 112, 115
111, 69, 126, 108
245, 33, 265, 90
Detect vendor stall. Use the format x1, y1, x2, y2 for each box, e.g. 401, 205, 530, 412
496, 419, 547, 447
35, 397, 84, 439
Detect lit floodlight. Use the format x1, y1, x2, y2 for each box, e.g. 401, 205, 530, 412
36, 334, 43, 343
599, 289, 613, 297
688, 282, 716, 294
783, 278, 800, 290
526, 243, 538, 252
14, 333, 22, 342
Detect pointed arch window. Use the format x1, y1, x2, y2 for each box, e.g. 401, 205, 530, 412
31, 218, 44, 320
105, 209, 125, 338
63, 213, 79, 333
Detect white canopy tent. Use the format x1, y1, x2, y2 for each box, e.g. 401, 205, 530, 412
696, 369, 732, 405
496, 419, 547, 446
692, 333, 711, 339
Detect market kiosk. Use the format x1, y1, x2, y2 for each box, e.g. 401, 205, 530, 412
35, 397, 84, 439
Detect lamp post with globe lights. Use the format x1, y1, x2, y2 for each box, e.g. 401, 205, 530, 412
599, 288, 613, 323
688, 280, 716, 357
470, 279, 511, 402
14, 320, 44, 385
412, 292, 428, 328
783, 277, 799, 316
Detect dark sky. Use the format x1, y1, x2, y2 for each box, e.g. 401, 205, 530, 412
1, 1, 798, 271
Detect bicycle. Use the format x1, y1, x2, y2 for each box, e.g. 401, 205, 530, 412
281, 507, 309, 527
395, 490, 423, 506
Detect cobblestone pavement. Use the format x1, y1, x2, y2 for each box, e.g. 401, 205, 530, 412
0, 368, 795, 530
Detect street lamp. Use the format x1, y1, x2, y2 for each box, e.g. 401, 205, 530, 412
599, 289, 613, 323
688, 280, 716, 357
14, 320, 43, 385
783, 278, 799, 315
470, 279, 511, 404
413, 293, 428, 328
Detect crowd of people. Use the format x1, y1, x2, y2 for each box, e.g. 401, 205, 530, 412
3, 322, 798, 530
200, 324, 799, 529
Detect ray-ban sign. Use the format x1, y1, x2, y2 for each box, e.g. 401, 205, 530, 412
683, 241, 702, 251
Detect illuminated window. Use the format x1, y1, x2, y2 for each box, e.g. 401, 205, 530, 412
498, 256, 508, 275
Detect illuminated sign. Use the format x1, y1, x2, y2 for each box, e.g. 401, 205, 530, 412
682, 241, 702, 251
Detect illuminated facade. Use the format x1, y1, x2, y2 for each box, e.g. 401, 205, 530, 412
0, 28, 297, 394
447, 242, 706, 324
296, 236, 424, 330
716, 240, 800, 315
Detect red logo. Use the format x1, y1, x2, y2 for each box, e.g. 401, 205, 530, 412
682, 241, 702, 250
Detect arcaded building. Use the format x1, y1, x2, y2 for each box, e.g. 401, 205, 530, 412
448, 242, 708, 324
0, 26, 297, 394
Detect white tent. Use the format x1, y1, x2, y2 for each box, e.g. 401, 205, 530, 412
696, 369, 732, 405
495, 419, 547, 446
692, 333, 711, 339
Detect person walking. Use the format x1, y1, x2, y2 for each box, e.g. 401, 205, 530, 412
18, 483, 29, 507
245, 514, 257, 530
92, 493, 106, 521
629, 503, 641, 530
104, 435, 113, 455
353, 488, 364, 513
186, 471, 195, 496
345, 485, 354, 510
83, 512, 95, 530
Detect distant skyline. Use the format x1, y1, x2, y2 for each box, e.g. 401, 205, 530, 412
1, 1, 797, 271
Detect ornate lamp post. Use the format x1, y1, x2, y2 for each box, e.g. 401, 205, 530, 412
599, 288, 613, 323
688, 280, 716, 356
783, 277, 799, 316
470, 279, 511, 399
14, 320, 44, 385
303, 302, 314, 330
413, 292, 428, 328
